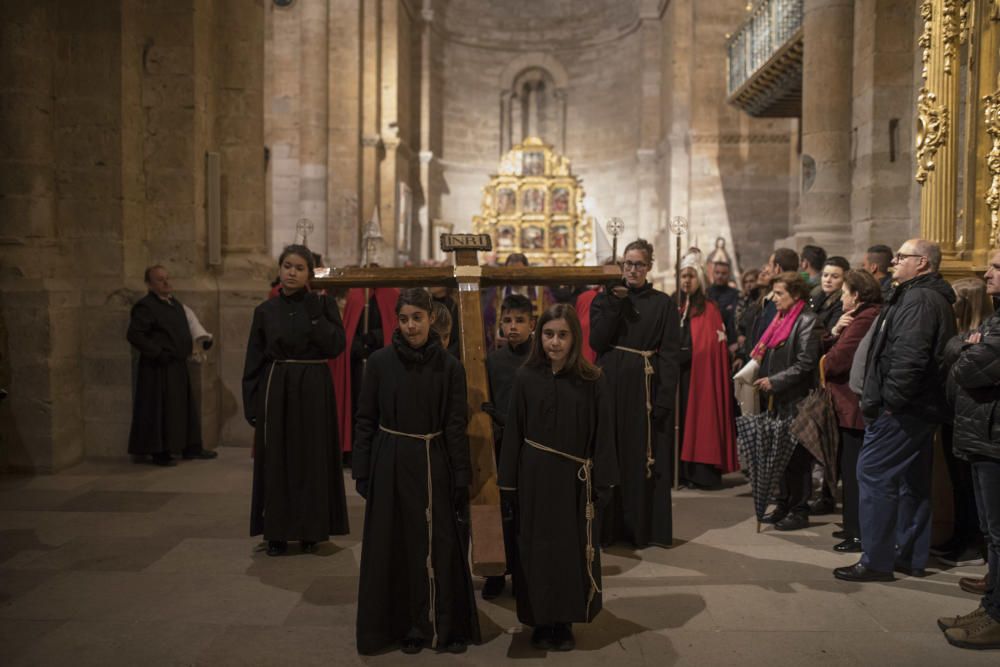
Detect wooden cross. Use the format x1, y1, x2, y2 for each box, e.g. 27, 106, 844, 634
314, 233, 618, 575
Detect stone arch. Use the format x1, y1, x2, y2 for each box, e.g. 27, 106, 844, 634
499, 54, 570, 155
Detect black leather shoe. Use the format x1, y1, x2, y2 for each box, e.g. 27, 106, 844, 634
482, 575, 505, 600
761, 509, 788, 525
266, 540, 287, 557
400, 638, 423, 654
808, 497, 836, 515
775, 514, 809, 531
182, 449, 218, 460
551, 623, 575, 651
832, 529, 850, 539
834, 562, 894, 582
442, 639, 467, 654
894, 564, 927, 578
301, 541, 318, 554
531, 625, 554, 650
833, 537, 862, 553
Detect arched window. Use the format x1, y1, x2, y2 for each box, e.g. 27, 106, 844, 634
499, 55, 569, 155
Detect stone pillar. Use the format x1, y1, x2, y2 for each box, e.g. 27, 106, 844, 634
299, 0, 329, 257
916, 0, 961, 261
360, 0, 382, 265
418, 3, 434, 261
636, 12, 662, 244
796, 0, 854, 256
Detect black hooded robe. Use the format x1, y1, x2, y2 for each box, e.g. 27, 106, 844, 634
353, 332, 480, 654
589, 283, 680, 548
127, 293, 202, 456
498, 364, 619, 626
242, 289, 349, 542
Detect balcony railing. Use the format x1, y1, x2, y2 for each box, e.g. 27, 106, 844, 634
726, 0, 804, 117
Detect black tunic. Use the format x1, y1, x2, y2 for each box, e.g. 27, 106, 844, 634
589, 283, 680, 547
127, 293, 201, 455
353, 332, 480, 654
241, 289, 348, 541
498, 364, 618, 625
486, 338, 532, 430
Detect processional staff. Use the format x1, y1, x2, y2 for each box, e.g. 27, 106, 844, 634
606, 217, 625, 263
361, 210, 384, 369
669, 215, 689, 491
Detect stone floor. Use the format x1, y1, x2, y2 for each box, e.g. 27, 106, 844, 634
0, 447, 994, 666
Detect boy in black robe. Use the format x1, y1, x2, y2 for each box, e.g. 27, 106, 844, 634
127, 265, 214, 465
498, 303, 618, 651
482, 294, 535, 599
589, 239, 680, 548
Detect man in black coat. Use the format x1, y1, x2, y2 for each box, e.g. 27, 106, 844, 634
127, 265, 215, 466
706, 260, 740, 344
938, 250, 1000, 649
835, 239, 956, 582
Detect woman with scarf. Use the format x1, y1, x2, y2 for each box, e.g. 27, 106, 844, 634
676, 257, 739, 489
751, 271, 822, 531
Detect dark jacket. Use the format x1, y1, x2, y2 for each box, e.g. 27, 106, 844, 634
759, 307, 822, 417
810, 286, 843, 336
947, 314, 1000, 461
860, 272, 958, 422
822, 303, 881, 430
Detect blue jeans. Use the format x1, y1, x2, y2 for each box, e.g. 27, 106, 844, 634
971, 458, 1000, 621
857, 412, 935, 572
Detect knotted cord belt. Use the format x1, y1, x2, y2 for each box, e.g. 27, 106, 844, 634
524, 437, 601, 619
612, 345, 657, 478
379, 425, 444, 648
262, 359, 328, 451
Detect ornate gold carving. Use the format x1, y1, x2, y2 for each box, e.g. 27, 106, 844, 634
942, 0, 961, 75
983, 90, 1000, 247
473, 137, 592, 265
991, 0, 1000, 21
919, 1, 933, 80
915, 87, 950, 184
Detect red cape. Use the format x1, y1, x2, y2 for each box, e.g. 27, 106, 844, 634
576, 287, 600, 363
681, 301, 738, 473
330, 287, 398, 452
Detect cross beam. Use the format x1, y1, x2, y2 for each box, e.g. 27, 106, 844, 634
313, 234, 619, 575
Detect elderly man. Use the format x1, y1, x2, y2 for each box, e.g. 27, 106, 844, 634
834, 240, 956, 582
937, 250, 1000, 649
127, 265, 216, 466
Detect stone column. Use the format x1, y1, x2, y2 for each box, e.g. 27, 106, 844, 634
916, 0, 961, 261
636, 11, 662, 245
299, 0, 329, 257
796, 0, 854, 256
418, 3, 434, 261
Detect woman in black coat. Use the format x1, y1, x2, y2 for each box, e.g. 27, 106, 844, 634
242, 245, 349, 556
752, 271, 822, 531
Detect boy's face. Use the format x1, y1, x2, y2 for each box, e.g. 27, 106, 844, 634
500, 309, 535, 346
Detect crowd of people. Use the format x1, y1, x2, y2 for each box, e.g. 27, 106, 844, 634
125, 238, 1000, 654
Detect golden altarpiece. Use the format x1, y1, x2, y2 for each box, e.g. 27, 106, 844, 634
472, 137, 593, 266
920, 0, 1000, 274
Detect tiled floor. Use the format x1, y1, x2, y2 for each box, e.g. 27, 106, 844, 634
0, 447, 994, 666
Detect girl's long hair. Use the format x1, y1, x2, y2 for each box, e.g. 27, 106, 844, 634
952, 277, 995, 332
526, 303, 601, 381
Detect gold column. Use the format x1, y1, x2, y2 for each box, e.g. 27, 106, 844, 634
917, 0, 964, 262
980, 1, 1000, 262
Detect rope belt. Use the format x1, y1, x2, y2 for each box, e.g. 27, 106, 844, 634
262, 359, 329, 452
524, 437, 601, 619
379, 425, 444, 648
612, 345, 657, 479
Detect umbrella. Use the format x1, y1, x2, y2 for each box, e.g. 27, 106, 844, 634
788, 357, 840, 494
735, 399, 799, 532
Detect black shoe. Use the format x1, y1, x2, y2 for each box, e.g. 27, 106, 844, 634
152, 454, 177, 467
775, 514, 809, 531
266, 540, 287, 557
482, 576, 506, 600
301, 541, 318, 554
894, 563, 927, 578
761, 509, 788, 525
833, 537, 862, 553
182, 449, 218, 460
930, 537, 963, 557
936, 547, 986, 567
832, 529, 850, 539
551, 623, 575, 651
808, 497, 836, 515
834, 562, 894, 582
400, 638, 423, 654
530, 625, 554, 650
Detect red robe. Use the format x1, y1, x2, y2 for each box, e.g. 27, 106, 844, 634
681, 301, 738, 473
576, 287, 601, 363
330, 287, 398, 452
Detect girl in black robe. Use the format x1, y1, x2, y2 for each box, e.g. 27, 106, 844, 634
499, 303, 618, 651
353, 288, 480, 655
589, 239, 680, 548
241, 245, 349, 556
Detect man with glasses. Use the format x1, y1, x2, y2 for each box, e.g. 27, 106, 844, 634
834, 239, 957, 582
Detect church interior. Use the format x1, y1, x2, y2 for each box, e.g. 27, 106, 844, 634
2, 0, 1000, 664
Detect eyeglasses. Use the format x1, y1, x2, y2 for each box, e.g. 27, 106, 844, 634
623, 261, 649, 271
893, 253, 924, 263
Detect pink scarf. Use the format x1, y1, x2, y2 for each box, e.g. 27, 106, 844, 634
751, 299, 805, 361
